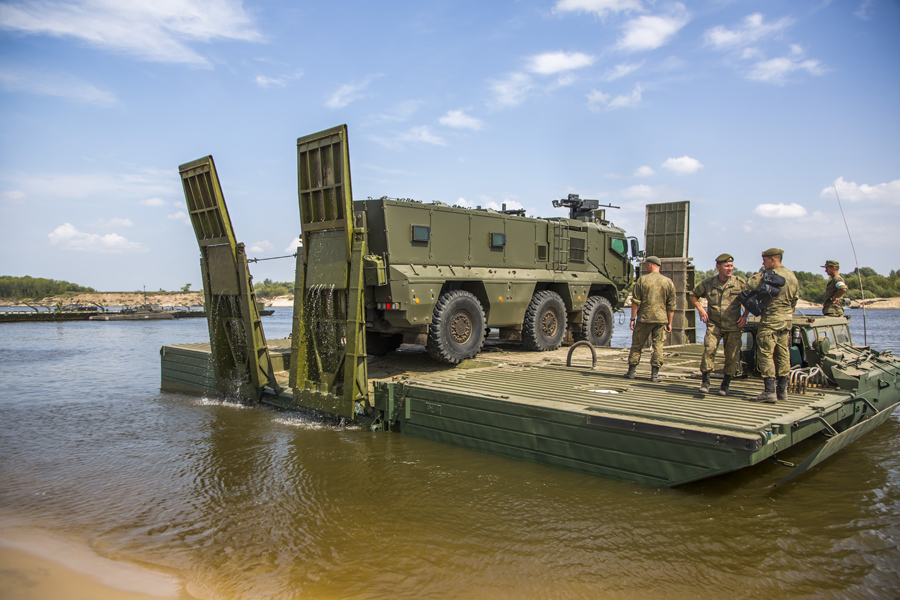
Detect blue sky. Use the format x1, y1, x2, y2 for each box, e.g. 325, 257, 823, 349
1, 0, 898, 292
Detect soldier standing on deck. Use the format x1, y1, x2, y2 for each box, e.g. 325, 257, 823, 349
624, 256, 675, 383
690, 253, 749, 396
743, 248, 800, 403
822, 260, 847, 317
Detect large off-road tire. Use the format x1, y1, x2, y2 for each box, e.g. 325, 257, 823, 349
365, 332, 403, 356
522, 290, 567, 352
576, 296, 614, 347
426, 290, 486, 364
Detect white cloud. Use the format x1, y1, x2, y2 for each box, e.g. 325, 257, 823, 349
754, 203, 808, 218
747, 47, 825, 84
617, 5, 689, 52
587, 84, 642, 110
167, 211, 190, 225
5, 170, 178, 201
527, 51, 595, 75
554, 0, 643, 18
285, 237, 302, 253
371, 100, 423, 123
823, 177, 900, 204
2, 190, 26, 201
247, 240, 274, 254
587, 89, 611, 110
634, 165, 654, 177
48, 223, 146, 252
91, 217, 133, 228
141, 197, 168, 207
439, 110, 483, 131
601, 62, 643, 81
661, 155, 703, 175
489, 72, 533, 108
371, 126, 447, 149
326, 74, 381, 109
704, 13, 792, 50
0, 67, 117, 106
0, 0, 261, 67
254, 71, 302, 89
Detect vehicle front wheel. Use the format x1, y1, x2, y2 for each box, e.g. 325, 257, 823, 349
576, 296, 613, 347
522, 290, 567, 351
426, 290, 486, 364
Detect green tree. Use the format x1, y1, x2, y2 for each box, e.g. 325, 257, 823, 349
181, 283, 192, 292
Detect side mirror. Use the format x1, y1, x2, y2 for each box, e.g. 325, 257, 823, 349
630, 238, 640, 259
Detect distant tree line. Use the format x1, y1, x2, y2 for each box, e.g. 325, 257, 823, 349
0, 275, 95, 299
253, 279, 293, 298
694, 267, 900, 302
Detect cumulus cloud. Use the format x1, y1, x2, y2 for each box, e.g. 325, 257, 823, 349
91, 217, 133, 228
285, 237, 302, 253
371, 126, 447, 149
754, 203, 808, 218
527, 51, 595, 75
167, 211, 190, 225
48, 223, 146, 252
553, 0, 643, 18
601, 62, 643, 81
824, 177, 900, 204
661, 155, 703, 175
0, 67, 117, 106
617, 4, 689, 52
489, 72, 534, 108
247, 240, 274, 254
0, 0, 261, 67
141, 197, 168, 207
439, 110, 483, 131
326, 74, 382, 109
704, 13, 792, 50
587, 84, 642, 111
747, 46, 825, 84
634, 165, 654, 177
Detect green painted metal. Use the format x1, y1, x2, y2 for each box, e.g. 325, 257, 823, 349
290, 125, 368, 419
644, 201, 690, 258
178, 156, 280, 400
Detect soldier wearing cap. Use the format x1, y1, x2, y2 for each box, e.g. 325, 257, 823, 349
690, 253, 749, 396
822, 260, 847, 317
743, 248, 800, 403
624, 256, 676, 383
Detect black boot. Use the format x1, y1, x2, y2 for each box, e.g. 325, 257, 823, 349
699, 372, 711, 394
751, 377, 777, 403
719, 375, 732, 396
624, 364, 637, 379
776, 376, 789, 401
650, 366, 661, 383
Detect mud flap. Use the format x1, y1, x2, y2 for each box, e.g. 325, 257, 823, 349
774, 404, 898, 487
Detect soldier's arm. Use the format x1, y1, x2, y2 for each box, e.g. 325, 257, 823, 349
690, 293, 708, 323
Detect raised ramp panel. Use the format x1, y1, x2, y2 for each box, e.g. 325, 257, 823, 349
645, 201, 690, 259
178, 156, 279, 400
290, 125, 368, 419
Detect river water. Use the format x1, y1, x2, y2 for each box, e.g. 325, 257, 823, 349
1, 308, 899, 599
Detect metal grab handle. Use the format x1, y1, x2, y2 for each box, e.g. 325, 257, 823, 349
567, 340, 597, 368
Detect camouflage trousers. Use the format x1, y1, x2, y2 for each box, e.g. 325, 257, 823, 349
700, 322, 742, 376
755, 324, 791, 378
823, 301, 844, 317
628, 322, 666, 368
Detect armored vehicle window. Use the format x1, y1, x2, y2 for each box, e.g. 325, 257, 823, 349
537, 245, 547, 261
610, 238, 627, 256
491, 232, 506, 248
571, 237, 586, 263
411, 225, 430, 243
834, 325, 850, 345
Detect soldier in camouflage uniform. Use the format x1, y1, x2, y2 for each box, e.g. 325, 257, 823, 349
624, 256, 675, 383
690, 253, 749, 396
743, 248, 800, 403
822, 260, 847, 317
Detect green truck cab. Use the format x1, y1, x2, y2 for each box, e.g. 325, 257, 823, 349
359, 195, 637, 363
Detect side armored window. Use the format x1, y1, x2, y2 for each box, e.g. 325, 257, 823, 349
411, 225, 430, 243
610, 238, 627, 256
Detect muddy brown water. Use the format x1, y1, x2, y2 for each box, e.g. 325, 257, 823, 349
1, 308, 899, 599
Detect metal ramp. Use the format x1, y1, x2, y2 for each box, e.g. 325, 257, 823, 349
178, 156, 280, 400
289, 125, 368, 419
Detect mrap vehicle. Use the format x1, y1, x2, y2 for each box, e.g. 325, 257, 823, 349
358, 194, 638, 363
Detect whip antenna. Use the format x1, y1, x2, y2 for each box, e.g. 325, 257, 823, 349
833, 183, 867, 345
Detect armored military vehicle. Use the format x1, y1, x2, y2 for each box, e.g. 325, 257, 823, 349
359, 194, 637, 363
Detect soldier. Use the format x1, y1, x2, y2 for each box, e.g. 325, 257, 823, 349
822, 260, 847, 317
624, 256, 675, 383
743, 248, 800, 403
690, 253, 749, 396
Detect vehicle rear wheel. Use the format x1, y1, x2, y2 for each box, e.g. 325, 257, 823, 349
576, 296, 613, 347
522, 290, 567, 351
426, 290, 486, 364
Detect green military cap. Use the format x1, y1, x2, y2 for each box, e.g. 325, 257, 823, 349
645, 255, 661, 266
821, 260, 840, 269
715, 253, 734, 263
762, 247, 784, 257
